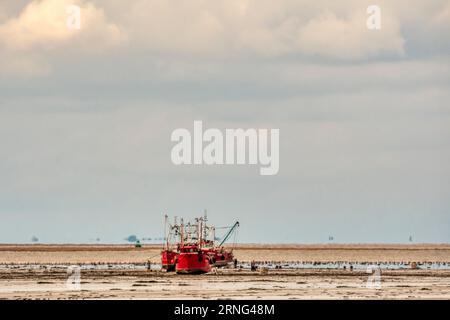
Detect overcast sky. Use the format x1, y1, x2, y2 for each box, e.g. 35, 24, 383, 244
0, 0, 449, 243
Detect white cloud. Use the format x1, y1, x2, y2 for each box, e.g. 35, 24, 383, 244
0, 0, 125, 51
296, 10, 405, 59
0, 0, 126, 76
2, 0, 449, 79
119, 0, 406, 59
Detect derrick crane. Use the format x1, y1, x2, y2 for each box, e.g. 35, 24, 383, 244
219, 221, 239, 247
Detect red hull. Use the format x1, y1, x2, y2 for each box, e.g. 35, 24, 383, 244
203, 248, 234, 267
175, 246, 211, 274
213, 251, 234, 267
161, 250, 177, 271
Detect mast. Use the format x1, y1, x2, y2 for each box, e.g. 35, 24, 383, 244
203, 209, 208, 243
180, 218, 184, 247
194, 218, 199, 244
164, 214, 168, 250
174, 216, 179, 245
199, 217, 203, 248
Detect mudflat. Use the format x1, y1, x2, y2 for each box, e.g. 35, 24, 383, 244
0, 244, 449, 299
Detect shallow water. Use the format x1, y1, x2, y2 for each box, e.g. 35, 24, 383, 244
240, 261, 450, 270
1, 261, 449, 271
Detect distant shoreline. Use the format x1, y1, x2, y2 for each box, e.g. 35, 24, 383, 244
1, 243, 450, 251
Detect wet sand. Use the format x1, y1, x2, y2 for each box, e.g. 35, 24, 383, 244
1, 244, 449, 264
0, 244, 449, 299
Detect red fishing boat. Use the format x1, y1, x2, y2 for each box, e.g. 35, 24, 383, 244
175, 244, 211, 274
161, 250, 177, 271
207, 221, 239, 267
159, 212, 239, 274
206, 247, 235, 267
160, 215, 181, 272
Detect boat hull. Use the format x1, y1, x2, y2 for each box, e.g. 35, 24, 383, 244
175, 252, 211, 274
203, 249, 234, 268
161, 250, 178, 272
